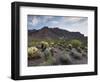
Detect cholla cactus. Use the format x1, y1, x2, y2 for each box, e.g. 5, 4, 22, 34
51, 42, 54, 45
50, 42, 54, 46
28, 47, 38, 58
67, 44, 72, 49
40, 41, 49, 50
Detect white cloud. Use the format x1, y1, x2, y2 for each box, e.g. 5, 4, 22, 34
59, 19, 88, 36
32, 17, 39, 25
63, 17, 87, 24
28, 15, 88, 36
42, 16, 55, 23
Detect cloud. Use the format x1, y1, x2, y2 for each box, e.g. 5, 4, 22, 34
27, 15, 88, 36
63, 17, 87, 24
41, 16, 55, 23
59, 17, 88, 36
32, 17, 39, 25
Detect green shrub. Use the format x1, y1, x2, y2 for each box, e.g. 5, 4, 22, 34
69, 39, 82, 48
43, 48, 53, 61
70, 48, 82, 59
60, 50, 73, 64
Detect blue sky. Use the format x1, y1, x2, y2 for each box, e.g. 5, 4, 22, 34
27, 15, 88, 36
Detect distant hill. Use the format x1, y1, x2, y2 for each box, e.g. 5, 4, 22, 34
28, 26, 87, 42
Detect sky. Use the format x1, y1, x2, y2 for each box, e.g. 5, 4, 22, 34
27, 15, 88, 36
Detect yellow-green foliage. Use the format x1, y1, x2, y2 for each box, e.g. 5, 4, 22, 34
67, 44, 72, 49
50, 42, 54, 46
70, 39, 82, 48
40, 41, 49, 48
28, 47, 38, 58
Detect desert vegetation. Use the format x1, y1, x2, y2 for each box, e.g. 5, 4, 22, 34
27, 15, 88, 66
28, 39, 88, 66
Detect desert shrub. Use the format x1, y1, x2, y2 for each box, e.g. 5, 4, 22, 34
28, 42, 33, 47
77, 47, 82, 53
46, 58, 54, 65
84, 47, 87, 52
70, 48, 82, 59
28, 47, 39, 58
42, 57, 56, 66
69, 39, 82, 48
43, 48, 53, 61
80, 45, 85, 50
32, 41, 37, 46
82, 51, 87, 57
28, 40, 38, 47
60, 51, 73, 64
80, 42, 87, 49
50, 42, 54, 47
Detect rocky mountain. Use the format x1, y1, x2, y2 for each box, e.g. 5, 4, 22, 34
28, 26, 87, 41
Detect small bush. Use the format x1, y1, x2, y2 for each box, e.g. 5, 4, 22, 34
50, 42, 54, 47
77, 47, 82, 53
69, 39, 82, 48
70, 48, 82, 59
82, 51, 87, 57
39, 56, 56, 66
43, 48, 53, 61
60, 54, 73, 64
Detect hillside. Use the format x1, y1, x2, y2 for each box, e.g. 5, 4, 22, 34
28, 26, 87, 42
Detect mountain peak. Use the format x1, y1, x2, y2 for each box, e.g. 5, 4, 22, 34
41, 26, 49, 30
28, 26, 86, 41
